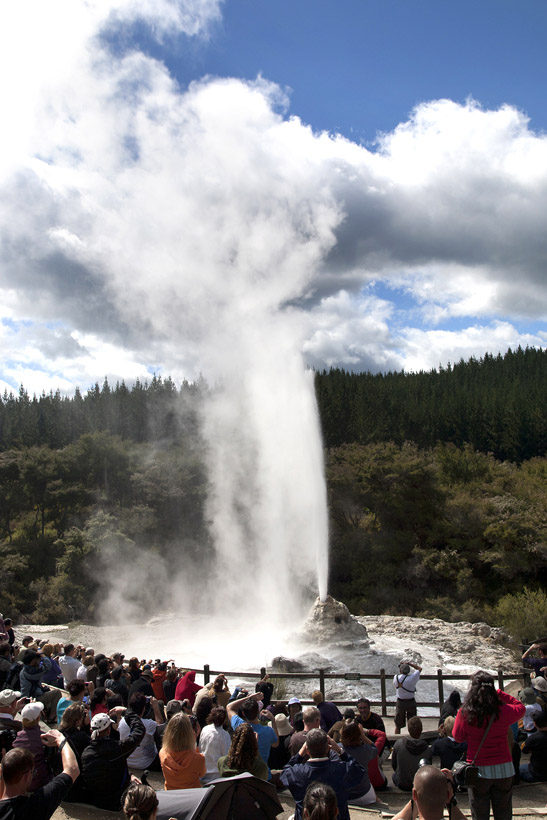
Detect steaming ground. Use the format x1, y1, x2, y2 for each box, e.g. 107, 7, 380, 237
17, 613, 519, 707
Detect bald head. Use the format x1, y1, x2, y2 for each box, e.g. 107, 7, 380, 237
413, 766, 450, 818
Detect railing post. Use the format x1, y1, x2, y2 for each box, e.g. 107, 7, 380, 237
437, 669, 444, 717
380, 668, 387, 717
498, 668, 504, 691
204, 664, 210, 685
319, 669, 325, 698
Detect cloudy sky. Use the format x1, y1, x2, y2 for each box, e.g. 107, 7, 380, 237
1, 0, 547, 396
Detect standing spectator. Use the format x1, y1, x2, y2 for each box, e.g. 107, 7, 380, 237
522, 642, 547, 679
41, 644, 63, 687
268, 713, 294, 770
453, 669, 525, 820
151, 663, 168, 701
58, 644, 82, 687
3, 620, 15, 653
287, 697, 302, 726
255, 674, 274, 708
199, 706, 231, 784
393, 661, 422, 734
312, 690, 342, 733
391, 716, 432, 791
160, 713, 206, 789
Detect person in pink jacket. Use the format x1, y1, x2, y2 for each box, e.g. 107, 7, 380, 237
453, 670, 525, 820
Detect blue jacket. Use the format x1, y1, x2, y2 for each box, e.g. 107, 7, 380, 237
280, 750, 364, 820
20, 656, 52, 697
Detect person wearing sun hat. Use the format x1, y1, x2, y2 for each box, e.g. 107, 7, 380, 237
81, 705, 145, 810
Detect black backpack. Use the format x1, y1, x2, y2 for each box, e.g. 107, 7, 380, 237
5, 661, 22, 691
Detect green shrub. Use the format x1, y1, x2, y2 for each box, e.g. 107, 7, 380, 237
493, 587, 547, 642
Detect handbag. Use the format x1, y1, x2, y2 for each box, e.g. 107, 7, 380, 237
451, 714, 495, 788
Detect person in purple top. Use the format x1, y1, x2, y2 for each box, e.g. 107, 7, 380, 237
522, 642, 547, 679
312, 690, 342, 733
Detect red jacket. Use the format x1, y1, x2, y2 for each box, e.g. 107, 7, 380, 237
453, 689, 525, 766
152, 669, 167, 700
366, 729, 388, 788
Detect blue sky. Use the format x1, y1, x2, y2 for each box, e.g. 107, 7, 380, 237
0, 0, 546, 396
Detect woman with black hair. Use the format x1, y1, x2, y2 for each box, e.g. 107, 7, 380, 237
438, 690, 462, 726
453, 670, 525, 820
302, 782, 339, 820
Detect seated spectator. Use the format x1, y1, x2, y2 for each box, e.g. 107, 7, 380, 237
128, 657, 142, 683
95, 658, 111, 689
391, 716, 432, 791
107, 664, 130, 705
58, 644, 82, 687
289, 706, 321, 757
0, 733, 79, 820
0, 643, 13, 689
288, 697, 302, 726
356, 698, 386, 733
519, 687, 543, 732
0, 690, 24, 741
532, 675, 547, 710
77, 654, 98, 684
199, 706, 231, 784
255, 674, 274, 708
41, 644, 63, 688
151, 662, 168, 701
160, 713, 206, 789
328, 708, 355, 743
362, 727, 389, 791
19, 649, 61, 723
438, 690, 462, 726
59, 702, 91, 801
119, 692, 163, 771
392, 765, 466, 820
520, 710, 547, 782
155, 699, 182, 750
162, 667, 179, 703
195, 696, 214, 738
129, 668, 155, 699
227, 691, 279, 780
57, 679, 88, 723
339, 720, 377, 805
522, 642, 547, 679
312, 690, 342, 733
81, 709, 145, 810
302, 782, 339, 820
281, 728, 365, 820
15, 636, 34, 661
431, 715, 467, 769
122, 782, 159, 820
218, 722, 268, 780
174, 670, 201, 706
90, 686, 110, 718
12, 701, 51, 791
268, 713, 294, 770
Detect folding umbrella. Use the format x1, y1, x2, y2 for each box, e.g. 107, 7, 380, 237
156, 773, 284, 820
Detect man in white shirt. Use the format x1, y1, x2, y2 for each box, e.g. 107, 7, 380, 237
393, 660, 422, 734
58, 644, 82, 688
118, 692, 163, 770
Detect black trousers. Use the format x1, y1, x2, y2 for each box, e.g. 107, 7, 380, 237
468, 775, 514, 820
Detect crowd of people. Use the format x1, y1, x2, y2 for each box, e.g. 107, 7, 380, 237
0, 621, 546, 820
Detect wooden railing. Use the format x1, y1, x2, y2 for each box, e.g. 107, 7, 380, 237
189, 664, 529, 718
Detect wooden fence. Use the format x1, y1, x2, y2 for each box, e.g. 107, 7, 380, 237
191, 664, 530, 718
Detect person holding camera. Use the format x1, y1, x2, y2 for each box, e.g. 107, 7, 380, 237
118, 692, 163, 771
394, 661, 422, 734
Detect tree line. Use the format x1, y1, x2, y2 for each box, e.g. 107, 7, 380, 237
0, 345, 546, 637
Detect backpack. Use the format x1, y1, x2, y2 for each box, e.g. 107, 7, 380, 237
5, 662, 22, 691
